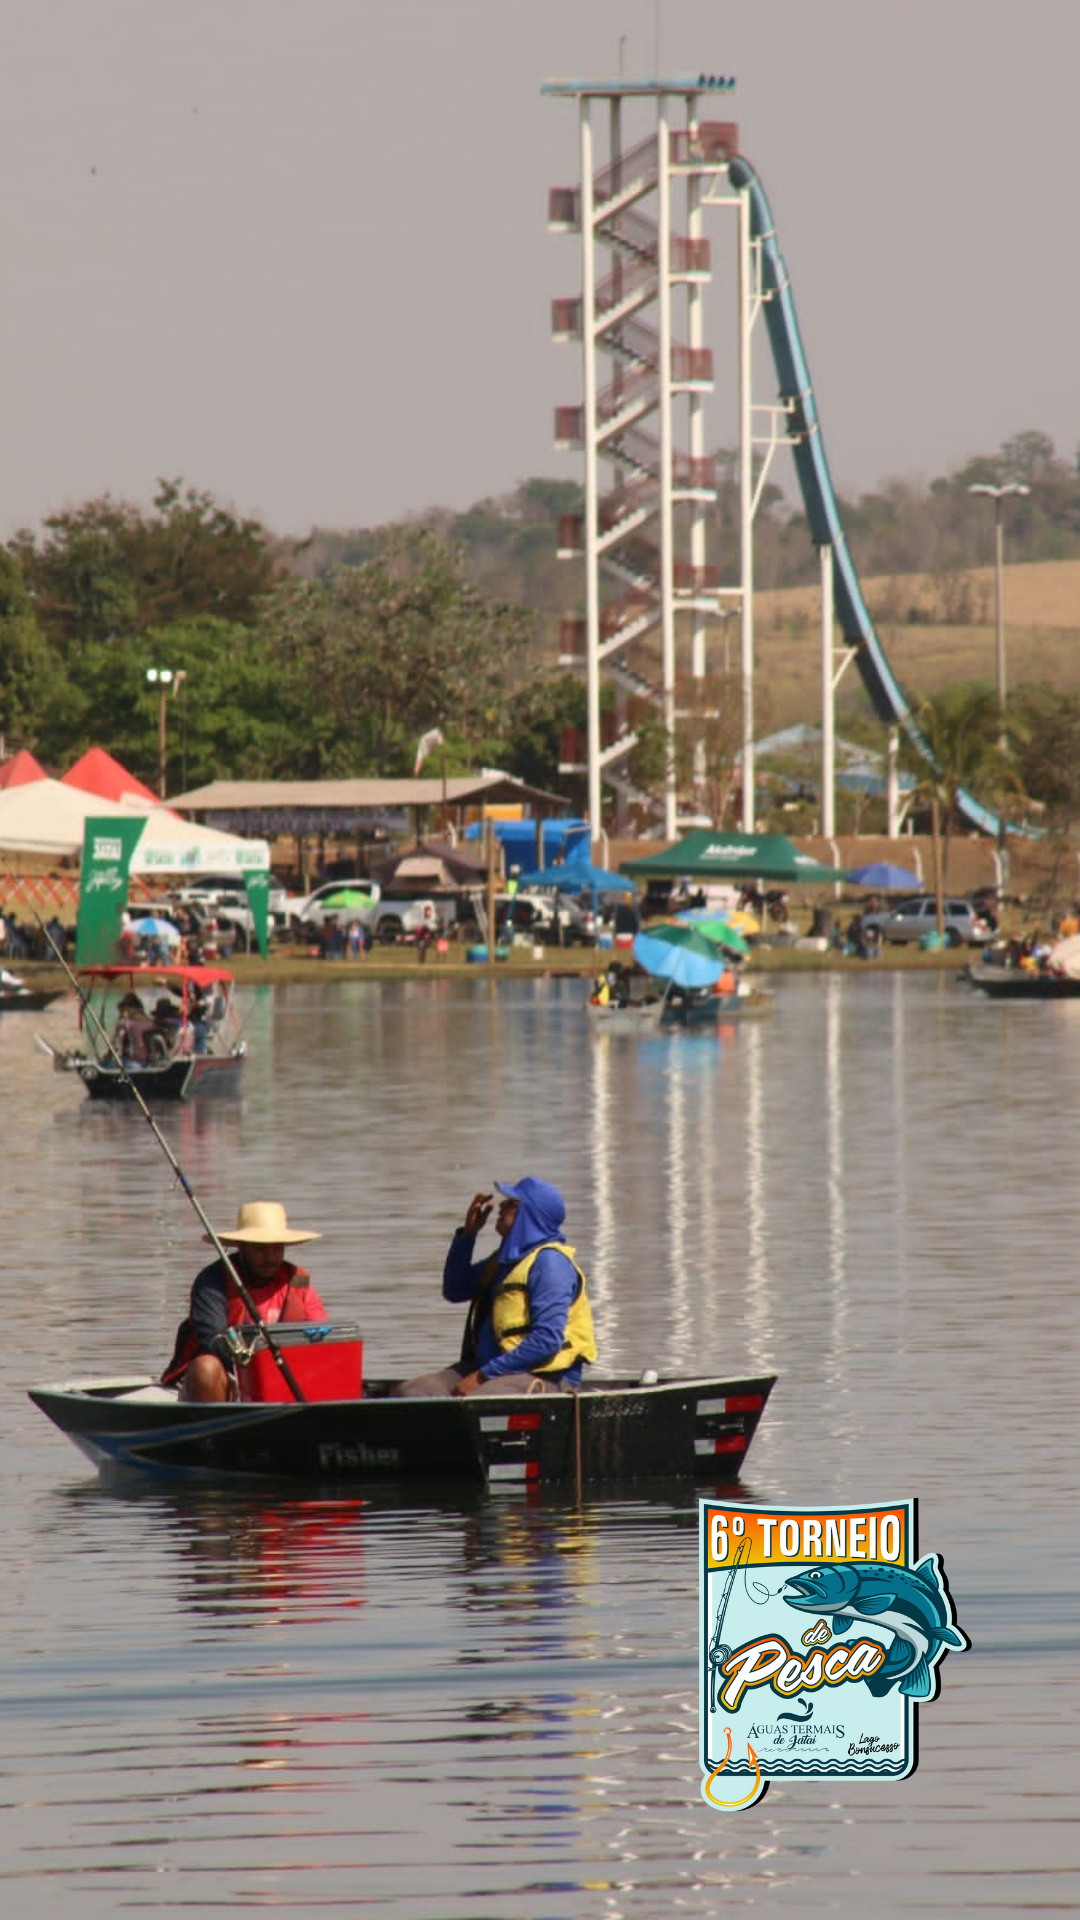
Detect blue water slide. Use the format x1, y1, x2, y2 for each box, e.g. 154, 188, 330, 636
728, 156, 1000, 837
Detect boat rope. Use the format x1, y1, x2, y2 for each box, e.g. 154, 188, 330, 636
6, 872, 305, 1402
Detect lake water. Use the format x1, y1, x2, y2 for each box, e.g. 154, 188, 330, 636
1, 971, 1077, 1918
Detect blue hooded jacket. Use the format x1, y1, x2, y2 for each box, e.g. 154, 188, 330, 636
443, 1178, 586, 1382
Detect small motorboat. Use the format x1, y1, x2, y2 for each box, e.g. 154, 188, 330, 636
29, 1324, 776, 1489
662, 981, 775, 1027
964, 964, 1080, 1000
586, 995, 666, 1033
964, 930, 1080, 999
0, 974, 66, 1013
37, 962, 245, 1100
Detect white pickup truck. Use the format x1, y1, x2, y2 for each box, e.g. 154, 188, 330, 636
288, 879, 382, 935
367, 897, 443, 944
288, 881, 443, 946
163, 882, 290, 948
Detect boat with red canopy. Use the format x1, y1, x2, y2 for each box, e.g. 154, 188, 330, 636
38, 962, 245, 1100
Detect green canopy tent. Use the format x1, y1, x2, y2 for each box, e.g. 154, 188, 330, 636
620, 829, 846, 885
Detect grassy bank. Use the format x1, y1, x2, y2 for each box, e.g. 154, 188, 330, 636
18, 939, 975, 992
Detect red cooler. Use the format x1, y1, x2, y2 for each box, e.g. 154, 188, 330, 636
237, 1323, 363, 1403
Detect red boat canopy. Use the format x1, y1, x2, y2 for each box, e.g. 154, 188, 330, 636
78, 964, 235, 989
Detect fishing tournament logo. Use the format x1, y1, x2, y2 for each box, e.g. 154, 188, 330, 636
699, 1500, 967, 1809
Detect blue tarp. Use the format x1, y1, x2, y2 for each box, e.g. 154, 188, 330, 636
846, 861, 922, 890
463, 818, 591, 864
516, 860, 635, 895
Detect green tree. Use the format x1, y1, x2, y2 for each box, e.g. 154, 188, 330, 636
0, 550, 72, 757
900, 687, 1017, 934
10, 479, 280, 657
262, 529, 535, 776
1012, 685, 1080, 817
140, 618, 294, 789
502, 672, 587, 803
10, 498, 138, 654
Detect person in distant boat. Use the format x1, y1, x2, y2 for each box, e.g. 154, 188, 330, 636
163, 1200, 328, 1402
396, 1178, 597, 1399
608, 964, 632, 1007
113, 990, 155, 1063
188, 983, 214, 1055
152, 990, 184, 1051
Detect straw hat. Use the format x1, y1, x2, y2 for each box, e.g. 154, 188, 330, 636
205, 1200, 321, 1246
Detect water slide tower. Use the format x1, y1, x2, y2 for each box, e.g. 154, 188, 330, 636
544, 74, 762, 842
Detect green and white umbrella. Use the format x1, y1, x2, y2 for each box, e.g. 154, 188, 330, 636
320, 889, 374, 912
672, 910, 750, 958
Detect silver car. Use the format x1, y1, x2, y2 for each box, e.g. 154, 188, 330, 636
861, 895, 993, 948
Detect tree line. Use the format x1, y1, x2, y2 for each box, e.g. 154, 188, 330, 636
0, 479, 588, 801
2, 431, 1080, 816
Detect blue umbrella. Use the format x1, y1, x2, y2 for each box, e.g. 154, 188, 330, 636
846, 862, 922, 890
632, 924, 726, 989
516, 858, 636, 926
131, 914, 181, 941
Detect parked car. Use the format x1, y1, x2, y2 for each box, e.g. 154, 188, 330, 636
861, 895, 994, 948
169, 874, 291, 918
497, 889, 597, 947
162, 891, 288, 950
205, 890, 291, 948
369, 897, 443, 945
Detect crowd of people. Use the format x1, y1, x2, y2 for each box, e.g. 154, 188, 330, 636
0, 909, 71, 962
113, 979, 225, 1064
315, 916, 371, 960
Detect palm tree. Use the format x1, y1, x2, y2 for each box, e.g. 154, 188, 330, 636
899, 687, 1023, 940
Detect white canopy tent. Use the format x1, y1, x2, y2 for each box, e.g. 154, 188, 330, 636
0, 779, 270, 871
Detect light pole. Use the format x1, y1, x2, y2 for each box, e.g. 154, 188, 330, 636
968, 481, 1030, 726
145, 667, 187, 798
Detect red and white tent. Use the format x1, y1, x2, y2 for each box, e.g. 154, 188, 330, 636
0, 748, 47, 790
0, 780, 268, 870
61, 747, 159, 807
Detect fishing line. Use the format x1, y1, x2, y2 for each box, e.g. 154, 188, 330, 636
8, 871, 305, 1401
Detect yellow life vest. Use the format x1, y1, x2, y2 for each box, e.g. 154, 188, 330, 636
477, 1240, 598, 1374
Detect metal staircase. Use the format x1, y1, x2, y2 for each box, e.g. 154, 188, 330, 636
545, 81, 738, 837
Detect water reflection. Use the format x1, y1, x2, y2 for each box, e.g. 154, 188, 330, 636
4, 971, 1079, 1916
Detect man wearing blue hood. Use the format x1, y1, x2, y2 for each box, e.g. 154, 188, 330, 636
397, 1177, 597, 1397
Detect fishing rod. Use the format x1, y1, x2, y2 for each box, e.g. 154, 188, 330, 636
11, 876, 306, 1403
709, 1534, 751, 1712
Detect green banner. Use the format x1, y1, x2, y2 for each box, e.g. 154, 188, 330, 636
75, 816, 148, 964
243, 868, 271, 958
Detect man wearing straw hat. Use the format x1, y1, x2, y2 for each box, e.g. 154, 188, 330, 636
162, 1201, 328, 1402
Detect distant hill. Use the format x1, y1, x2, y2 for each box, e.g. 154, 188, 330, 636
753, 559, 1080, 732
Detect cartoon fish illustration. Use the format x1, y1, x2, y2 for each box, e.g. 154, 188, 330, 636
781, 1558, 965, 1699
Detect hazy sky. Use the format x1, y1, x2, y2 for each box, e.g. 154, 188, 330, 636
2, 0, 1076, 542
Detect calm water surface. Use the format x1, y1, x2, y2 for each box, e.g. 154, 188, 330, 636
1, 971, 1077, 1917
